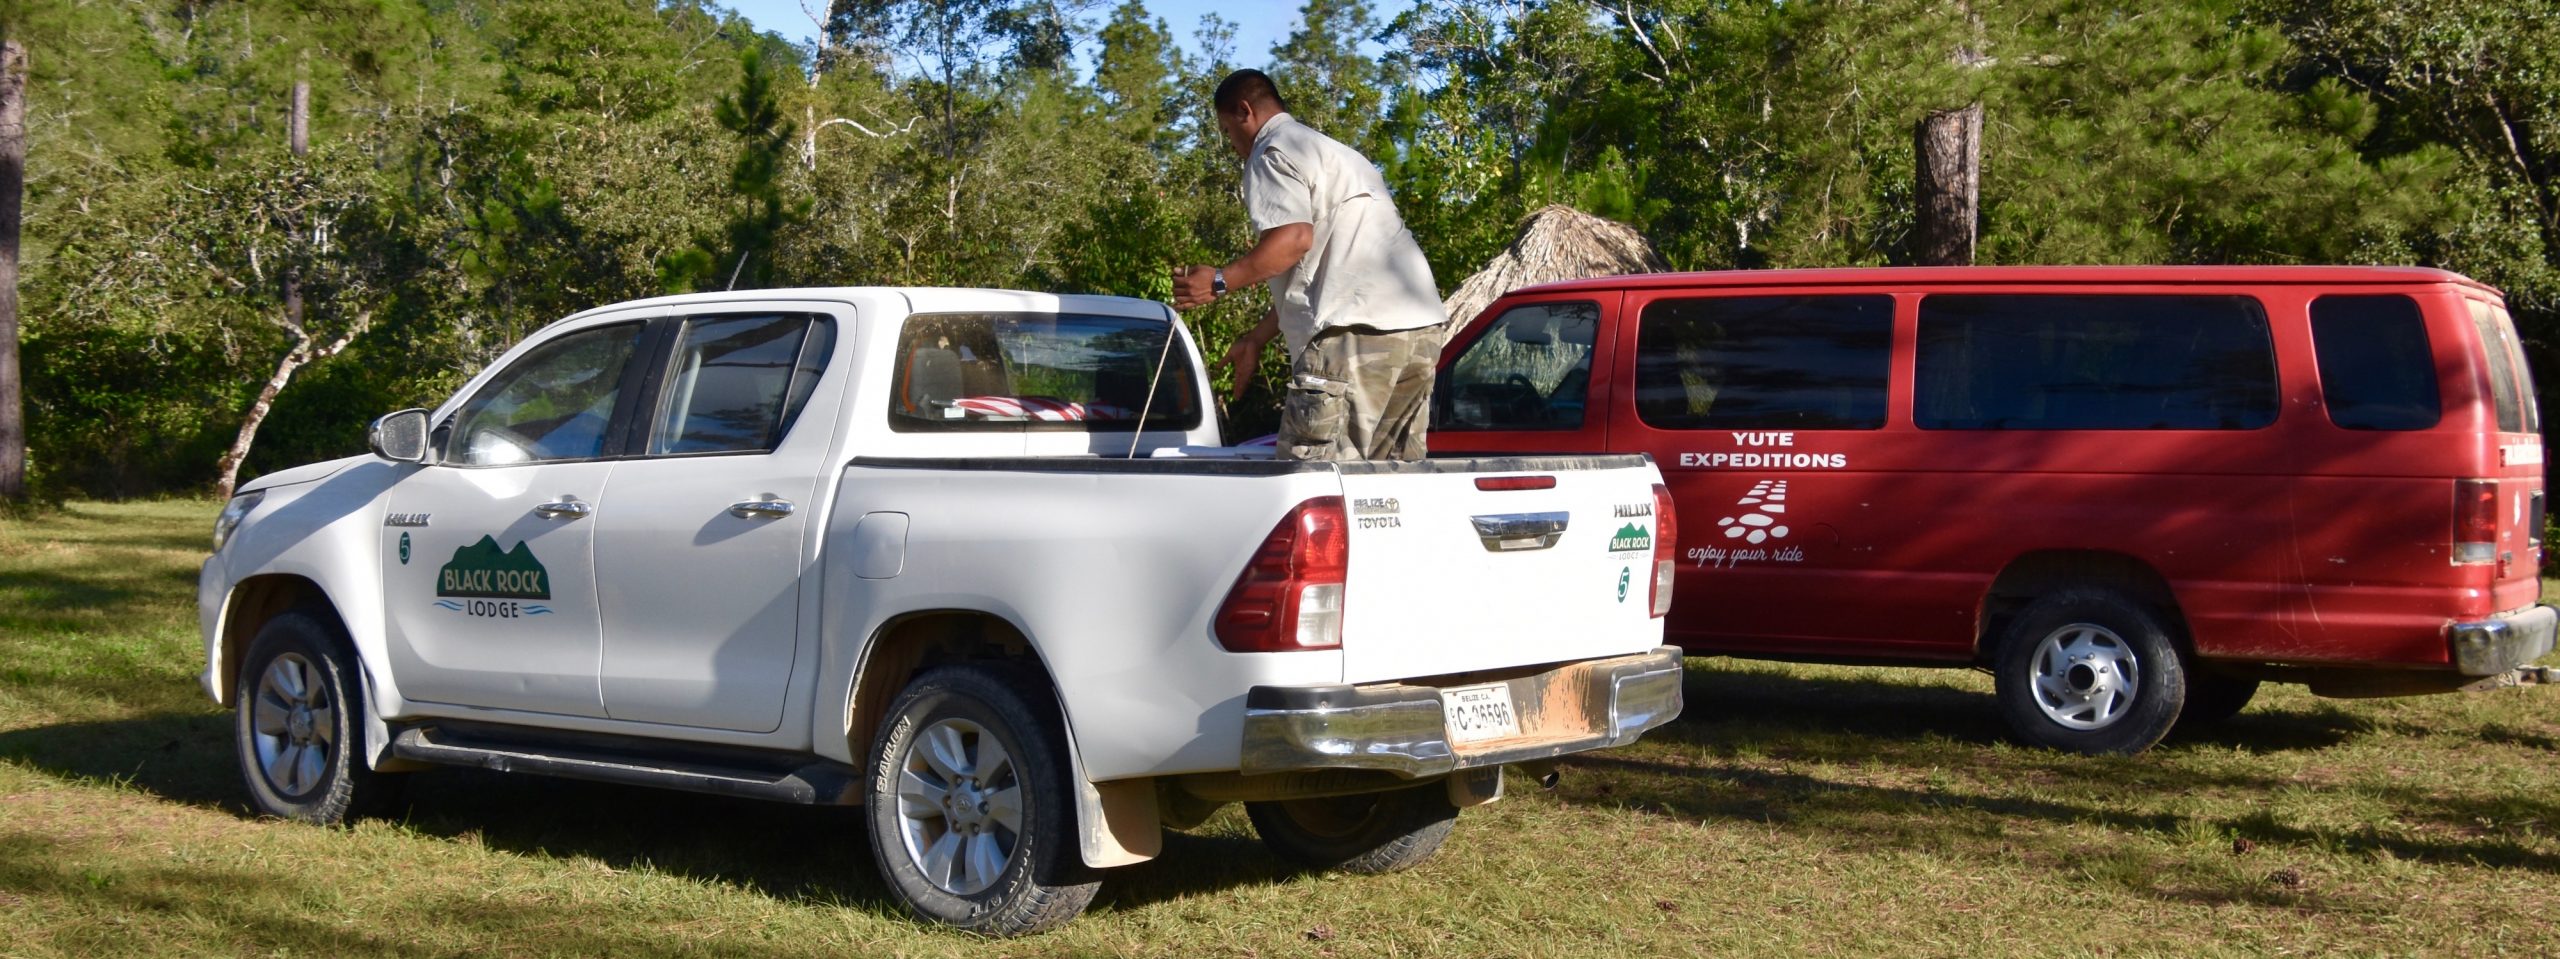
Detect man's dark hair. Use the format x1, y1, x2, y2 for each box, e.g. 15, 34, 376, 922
1213, 69, 1289, 115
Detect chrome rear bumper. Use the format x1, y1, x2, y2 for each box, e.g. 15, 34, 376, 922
2450, 604, 2558, 675
1238, 646, 1685, 778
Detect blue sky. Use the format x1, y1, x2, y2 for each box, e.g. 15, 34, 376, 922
719, 1, 1419, 70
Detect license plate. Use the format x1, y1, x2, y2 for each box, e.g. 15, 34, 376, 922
1442, 682, 1521, 744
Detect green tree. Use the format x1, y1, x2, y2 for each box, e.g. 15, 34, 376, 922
661, 48, 813, 292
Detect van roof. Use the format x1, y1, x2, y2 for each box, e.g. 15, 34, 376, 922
1517, 265, 2502, 298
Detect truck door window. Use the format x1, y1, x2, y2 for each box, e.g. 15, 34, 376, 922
447, 324, 643, 466
646, 314, 834, 455
2310, 295, 2439, 431
1632, 295, 1892, 430
1916, 295, 2276, 430
1438, 302, 1599, 431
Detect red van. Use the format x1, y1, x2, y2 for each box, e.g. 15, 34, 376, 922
1429, 266, 2552, 754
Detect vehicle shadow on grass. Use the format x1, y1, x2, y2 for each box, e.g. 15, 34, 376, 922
1655, 661, 2374, 757
0, 712, 1318, 922
0, 712, 241, 807
1555, 665, 2560, 881
0, 829, 833, 958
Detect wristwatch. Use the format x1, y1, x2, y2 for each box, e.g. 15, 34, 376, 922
1211, 268, 1227, 297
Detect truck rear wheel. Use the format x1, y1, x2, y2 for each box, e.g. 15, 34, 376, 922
864, 666, 1098, 935
1993, 588, 2187, 756
1245, 782, 1457, 873
234, 609, 398, 824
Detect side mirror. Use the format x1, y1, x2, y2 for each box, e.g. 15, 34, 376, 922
369, 409, 432, 464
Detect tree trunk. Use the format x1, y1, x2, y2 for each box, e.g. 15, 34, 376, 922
283, 79, 306, 331
1914, 103, 1981, 267
213, 79, 314, 500
0, 42, 26, 501
0, 43, 26, 503
214, 338, 312, 500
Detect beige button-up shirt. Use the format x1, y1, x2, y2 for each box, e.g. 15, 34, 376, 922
1241, 113, 1445, 357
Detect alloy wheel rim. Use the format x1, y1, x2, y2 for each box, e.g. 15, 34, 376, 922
250, 652, 335, 798
894, 718, 1024, 896
2028, 623, 2140, 731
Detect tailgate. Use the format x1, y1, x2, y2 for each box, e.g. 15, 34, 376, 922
1333, 455, 1667, 683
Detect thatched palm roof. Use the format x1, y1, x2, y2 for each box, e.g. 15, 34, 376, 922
1441, 204, 1668, 325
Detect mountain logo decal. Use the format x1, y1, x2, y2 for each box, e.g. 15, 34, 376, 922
436, 535, 551, 600
1608, 523, 1651, 553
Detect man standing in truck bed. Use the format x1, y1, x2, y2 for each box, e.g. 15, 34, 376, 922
1173, 69, 1447, 462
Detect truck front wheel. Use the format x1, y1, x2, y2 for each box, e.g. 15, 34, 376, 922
1246, 783, 1457, 873
864, 666, 1098, 935
234, 609, 398, 824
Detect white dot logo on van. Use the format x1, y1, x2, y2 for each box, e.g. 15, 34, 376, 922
1717, 480, 1793, 545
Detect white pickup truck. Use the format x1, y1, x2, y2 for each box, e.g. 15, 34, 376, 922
198, 287, 1683, 934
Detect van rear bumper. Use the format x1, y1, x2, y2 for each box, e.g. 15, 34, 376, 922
1238, 646, 1685, 778
2450, 605, 2558, 675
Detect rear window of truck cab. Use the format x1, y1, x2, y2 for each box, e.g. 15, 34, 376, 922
888, 311, 1202, 432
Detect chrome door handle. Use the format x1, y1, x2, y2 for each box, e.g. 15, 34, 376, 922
1471, 511, 1569, 552
728, 498, 796, 519
534, 500, 592, 519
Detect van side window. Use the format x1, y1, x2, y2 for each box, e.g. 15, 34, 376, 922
2310, 296, 2439, 431
2468, 300, 2539, 434
1438, 302, 1599, 431
1632, 295, 1892, 430
1916, 295, 2277, 430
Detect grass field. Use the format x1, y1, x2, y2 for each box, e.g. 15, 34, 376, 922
5, 500, 2560, 957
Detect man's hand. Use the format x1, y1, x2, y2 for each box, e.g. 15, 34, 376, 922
1224, 334, 1266, 401
1224, 310, 1280, 401
1171, 265, 1220, 311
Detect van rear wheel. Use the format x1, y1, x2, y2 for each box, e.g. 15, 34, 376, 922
1993, 588, 2187, 756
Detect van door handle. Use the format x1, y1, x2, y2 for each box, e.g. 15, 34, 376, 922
1471, 511, 1569, 552
728, 497, 796, 519
534, 499, 592, 519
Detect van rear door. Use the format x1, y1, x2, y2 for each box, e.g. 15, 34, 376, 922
2467, 299, 2544, 614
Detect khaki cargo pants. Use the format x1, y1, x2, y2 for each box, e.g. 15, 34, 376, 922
1279, 323, 1446, 462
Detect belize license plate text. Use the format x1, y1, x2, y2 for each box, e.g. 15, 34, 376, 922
1443, 682, 1520, 743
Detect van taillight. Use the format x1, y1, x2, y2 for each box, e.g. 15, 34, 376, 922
1214, 497, 1349, 652
1650, 483, 1678, 617
2454, 479, 2499, 565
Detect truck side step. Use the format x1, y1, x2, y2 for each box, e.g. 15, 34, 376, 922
389, 724, 863, 806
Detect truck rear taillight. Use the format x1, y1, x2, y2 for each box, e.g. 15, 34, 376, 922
2454, 479, 2499, 565
1214, 496, 1349, 652
1650, 483, 1678, 618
